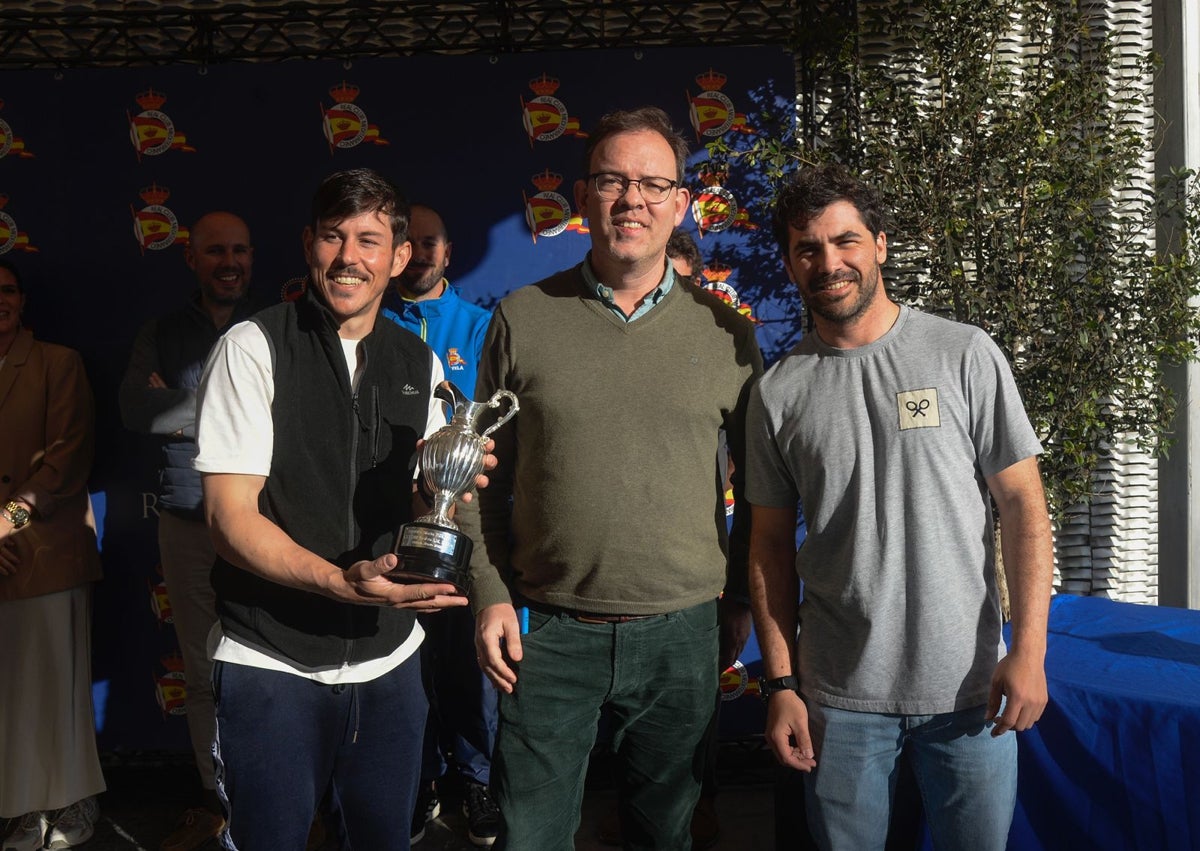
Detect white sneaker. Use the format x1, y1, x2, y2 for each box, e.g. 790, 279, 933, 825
3, 812, 47, 851
44, 800, 95, 850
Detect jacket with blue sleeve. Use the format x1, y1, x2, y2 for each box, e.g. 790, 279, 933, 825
383, 280, 491, 397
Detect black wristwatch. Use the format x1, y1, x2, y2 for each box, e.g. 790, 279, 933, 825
759, 675, 800, 703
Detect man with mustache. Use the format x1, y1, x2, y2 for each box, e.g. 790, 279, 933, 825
194, 169, 491, 851
382, 204, 498, 847
747, 164, 1053, 850
120, 210, 255, 851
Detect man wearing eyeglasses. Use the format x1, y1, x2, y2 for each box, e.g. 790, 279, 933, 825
466, 106, 763, 850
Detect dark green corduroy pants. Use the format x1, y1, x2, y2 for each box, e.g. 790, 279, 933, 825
493, 599, 718, 851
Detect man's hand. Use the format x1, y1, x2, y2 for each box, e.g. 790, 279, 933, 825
475, 602, 522, 693
471, 437, 497, 495
147, 371, 167, 389
765, 690, 817, 772
334, 553, 467, 611
987, 648, 1048, 736
718, 596, 752, 672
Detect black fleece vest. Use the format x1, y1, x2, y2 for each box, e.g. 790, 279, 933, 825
212, 291, 433, 668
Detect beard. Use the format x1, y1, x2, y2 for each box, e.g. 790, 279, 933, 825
201, 273, 247, 306
804, 264, 880, 325
400, 265, 444, 297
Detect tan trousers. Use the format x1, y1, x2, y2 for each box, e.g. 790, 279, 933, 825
158, 509, 218, 790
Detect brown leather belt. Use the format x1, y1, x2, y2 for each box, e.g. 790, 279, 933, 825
571, 611, 661, 624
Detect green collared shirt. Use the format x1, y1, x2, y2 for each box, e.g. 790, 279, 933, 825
581, 254, 677, 322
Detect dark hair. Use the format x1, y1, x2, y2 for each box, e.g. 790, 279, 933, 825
582, 107, 690, 183
772, 164, 889, 254
0, 257, 22, 293
666, 228, 703, 277
311, 168, 410, 244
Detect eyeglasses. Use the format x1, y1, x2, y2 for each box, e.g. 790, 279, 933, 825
588, 173, 679, 204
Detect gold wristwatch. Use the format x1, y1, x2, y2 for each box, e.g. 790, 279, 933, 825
3, 500, 31, 529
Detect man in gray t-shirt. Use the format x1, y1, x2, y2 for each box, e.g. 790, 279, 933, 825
747, 164, 1053, 851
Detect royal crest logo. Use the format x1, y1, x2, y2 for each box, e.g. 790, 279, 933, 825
0, 100, 34, 160
280, 276, 307, 303
701, 262, 757, 323
322, 82, 389, 152
128, 89, 196, 161
523, 169, 575, 243
130, 182, 190, 254
691, 166, 757, 237
521, 74, 587, 145
154, 654, 189, 716
446, 348, 467, 370
687, 69, 755, 139
720, 660, 763, 702
148, 566, 174, 625
0, 195, 38, 255
720, 660, 749, 700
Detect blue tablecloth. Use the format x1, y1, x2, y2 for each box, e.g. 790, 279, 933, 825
1008, 594, 1200, 850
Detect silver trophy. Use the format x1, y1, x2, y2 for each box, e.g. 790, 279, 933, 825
387, 381, 518, 593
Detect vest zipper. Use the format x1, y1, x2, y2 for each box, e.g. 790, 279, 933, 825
345, 349, 366, 667
371, 386, 381, 467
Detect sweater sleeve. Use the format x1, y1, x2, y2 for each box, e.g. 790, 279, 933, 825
468, 307, 516, 612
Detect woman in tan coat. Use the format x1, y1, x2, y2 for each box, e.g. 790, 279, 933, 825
0, 258, 105, 851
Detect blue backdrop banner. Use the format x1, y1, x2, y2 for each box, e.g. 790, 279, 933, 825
1, 46, 800, 751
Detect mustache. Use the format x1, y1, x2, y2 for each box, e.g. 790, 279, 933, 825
814, 271, 861, 288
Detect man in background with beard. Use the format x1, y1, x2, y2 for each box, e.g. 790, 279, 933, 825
120, 211, 254, 851
383, 203, 498, 846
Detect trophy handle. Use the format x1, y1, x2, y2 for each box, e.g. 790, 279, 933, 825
480, 390, 520, 438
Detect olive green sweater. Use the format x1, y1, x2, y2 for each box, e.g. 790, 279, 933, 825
468, 264, 763, 614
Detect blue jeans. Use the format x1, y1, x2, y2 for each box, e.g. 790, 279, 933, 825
804, 702, 1017, 851
212, 655, 425, 851
493, 600, 718, 851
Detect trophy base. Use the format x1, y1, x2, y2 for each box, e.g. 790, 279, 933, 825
387, 520, 473, 595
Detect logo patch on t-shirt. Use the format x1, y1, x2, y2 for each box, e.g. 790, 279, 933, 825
897, 388, 940, 430
446, 348, 467, 370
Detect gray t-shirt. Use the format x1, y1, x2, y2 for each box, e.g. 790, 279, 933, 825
746, 305, 1043, 714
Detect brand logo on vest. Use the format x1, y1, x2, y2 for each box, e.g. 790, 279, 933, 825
401, 383, 419, 396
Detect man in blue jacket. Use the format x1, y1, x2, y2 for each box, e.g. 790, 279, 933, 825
384, 203, 498, 847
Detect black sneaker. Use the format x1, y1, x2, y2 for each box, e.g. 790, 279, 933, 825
462, 782, 498, 848
410, 783, 440, 845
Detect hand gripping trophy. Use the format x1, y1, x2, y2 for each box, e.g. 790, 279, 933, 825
388, 381, 518, 593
